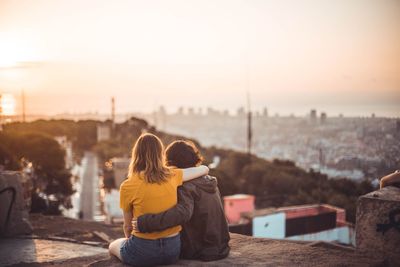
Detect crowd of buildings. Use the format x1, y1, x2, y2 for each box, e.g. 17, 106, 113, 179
140, 107, 400, 181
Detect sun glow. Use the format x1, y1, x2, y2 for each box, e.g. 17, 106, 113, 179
0, 93, 16, 116
0, 32, 41, 68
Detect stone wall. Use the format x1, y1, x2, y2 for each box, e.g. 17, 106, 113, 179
0, 171, 33, 237
356, 186, 400, 265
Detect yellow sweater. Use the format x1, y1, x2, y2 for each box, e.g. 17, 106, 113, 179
119, 168, 183, 239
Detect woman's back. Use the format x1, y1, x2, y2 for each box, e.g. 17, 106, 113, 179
120, 168, 183, 240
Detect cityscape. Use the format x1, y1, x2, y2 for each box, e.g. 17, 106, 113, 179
143, 106, 400, 182
2, 93, 399, 182
1, 0, 400, 265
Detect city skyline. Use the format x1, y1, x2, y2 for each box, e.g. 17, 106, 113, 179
1, 92, 400, 119
0, 0, 399, 116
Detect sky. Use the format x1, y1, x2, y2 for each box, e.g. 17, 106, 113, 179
0, 0, 399, 117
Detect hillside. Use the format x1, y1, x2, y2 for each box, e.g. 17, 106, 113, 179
2, 117, 375, 222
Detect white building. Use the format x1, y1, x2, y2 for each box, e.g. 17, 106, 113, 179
97, 124, 111, 142
242, 204, 355, 246
54, 136, 74, 169
111, 157, 130, 188
103, 189, 123, 224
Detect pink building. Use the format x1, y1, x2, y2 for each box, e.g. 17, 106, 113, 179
224, 194, 255, 224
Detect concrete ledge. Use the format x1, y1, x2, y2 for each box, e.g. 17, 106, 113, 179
1, 211, 387, 266
356, 186, 400, 265
0, 171, 33, 236
87, 233, 378, 267
0, 238, 107, 266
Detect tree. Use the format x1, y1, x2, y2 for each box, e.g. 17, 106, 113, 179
0, 132, 73, 213
0, 143, 20, 170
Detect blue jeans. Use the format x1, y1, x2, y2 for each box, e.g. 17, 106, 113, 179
120, 234, 181, 266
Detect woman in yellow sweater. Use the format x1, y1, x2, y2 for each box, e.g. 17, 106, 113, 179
108, 133, 209, 266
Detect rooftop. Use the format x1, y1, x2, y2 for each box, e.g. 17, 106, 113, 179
223, 194, 255, 200
242, 203, 345, 219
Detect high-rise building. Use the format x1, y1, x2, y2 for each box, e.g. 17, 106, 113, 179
237, 106, 245, 117
188, 107, 195, 116
207, 107, 219, 116
320, 112, 327, 124
310, 109, 317, 123
97, 123, 111, 142
263, 107, 268, 117
177, 106, 184, 116
158, 105, 167, 130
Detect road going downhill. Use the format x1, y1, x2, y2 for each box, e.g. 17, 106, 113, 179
79, 151, 99, 220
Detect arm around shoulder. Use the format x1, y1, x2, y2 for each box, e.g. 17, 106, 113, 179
136, 186, 196, 233
182, 165, 209, 182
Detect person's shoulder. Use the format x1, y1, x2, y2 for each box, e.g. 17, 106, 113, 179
120, 175, 142, 190
185, 175, 217, 183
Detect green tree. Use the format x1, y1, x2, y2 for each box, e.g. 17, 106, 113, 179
0, 132, 73, 213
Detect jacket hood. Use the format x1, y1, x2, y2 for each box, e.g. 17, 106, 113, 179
187, 175, 217, 194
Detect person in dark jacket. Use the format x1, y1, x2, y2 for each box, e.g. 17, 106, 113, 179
132, 140, 230, 261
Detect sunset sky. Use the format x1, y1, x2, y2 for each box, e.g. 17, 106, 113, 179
0, 0, 399, 117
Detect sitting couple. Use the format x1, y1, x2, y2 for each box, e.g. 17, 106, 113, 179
109, 133, 230, 266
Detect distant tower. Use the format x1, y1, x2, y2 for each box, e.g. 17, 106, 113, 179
21, 90, 26, 122
246, 91, 252, 156
319, 147, 325, 167
111, 97, 115, 123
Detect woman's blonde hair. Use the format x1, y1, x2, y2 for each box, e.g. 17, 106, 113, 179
128, 133, 170, 184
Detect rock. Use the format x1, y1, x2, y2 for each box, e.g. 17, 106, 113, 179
356, 186, 400, 265
0, 171, 33, 236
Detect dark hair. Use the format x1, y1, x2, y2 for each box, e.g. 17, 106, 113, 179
165, 140, 203, 168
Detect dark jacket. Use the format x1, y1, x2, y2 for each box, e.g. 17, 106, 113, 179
137, 175, 230, 261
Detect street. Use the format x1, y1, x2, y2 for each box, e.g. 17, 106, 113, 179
79, 151, 99, 220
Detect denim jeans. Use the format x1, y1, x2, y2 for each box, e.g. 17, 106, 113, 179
120, 234, 181, 266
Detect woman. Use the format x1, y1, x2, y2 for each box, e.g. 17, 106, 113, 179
108, 133, 209, 266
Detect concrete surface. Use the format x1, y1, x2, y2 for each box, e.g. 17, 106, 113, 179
0, 238, 107, 266
89, 233, 381, 267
